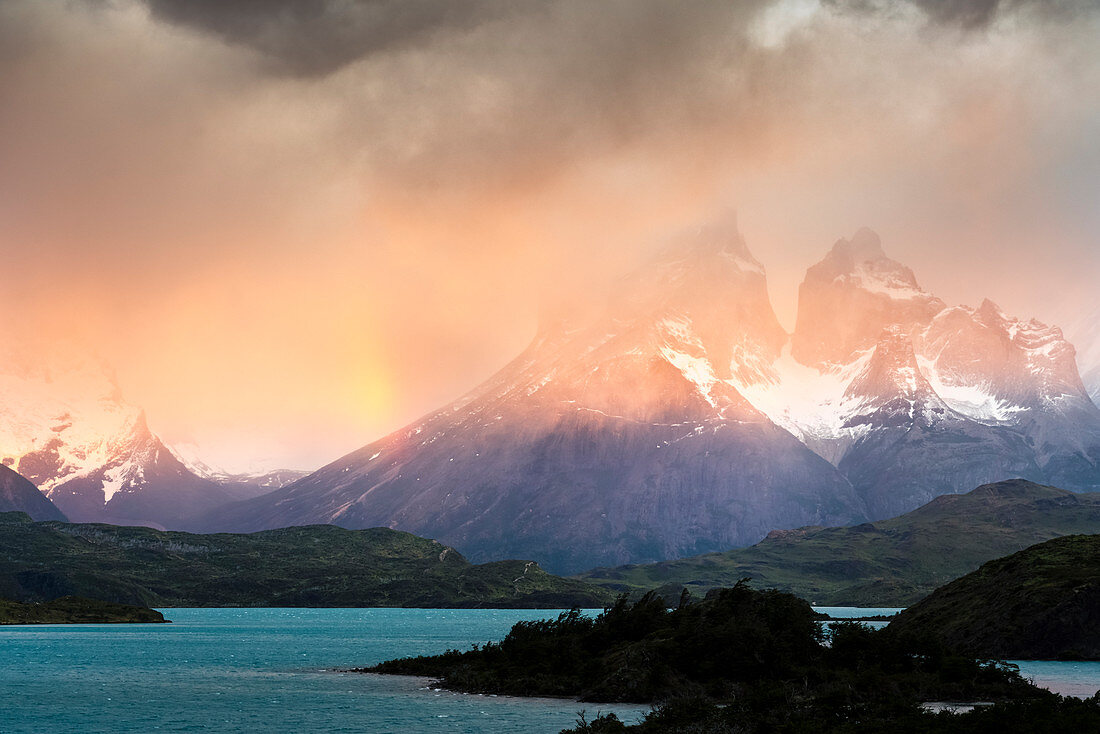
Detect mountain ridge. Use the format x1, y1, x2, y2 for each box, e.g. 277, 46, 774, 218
0, 511, 611, 608
578, 479, 1100, 605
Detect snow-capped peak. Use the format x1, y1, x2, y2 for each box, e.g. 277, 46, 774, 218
0, 352, 144, 493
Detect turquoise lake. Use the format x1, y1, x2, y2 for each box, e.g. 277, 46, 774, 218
1, 607, 1098, 733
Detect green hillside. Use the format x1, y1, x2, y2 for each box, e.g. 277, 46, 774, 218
579, 480, 1100, 605
889, 534, 1100, 660
0, 512, 612, 608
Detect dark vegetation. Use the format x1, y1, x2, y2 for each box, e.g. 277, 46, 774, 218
890, 534, 1100, 660
0, 595, 166, 624
580, 480, 1100, 606
365, 583, 1100, 731
0, 511, 612, 608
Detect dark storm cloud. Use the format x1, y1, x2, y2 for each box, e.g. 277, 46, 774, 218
143, 0, 509, 76
132, 0, 1100, 91
836, 0, 1093, 29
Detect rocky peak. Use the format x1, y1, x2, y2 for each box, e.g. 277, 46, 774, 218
792, 229, 945, 368
828, 227, 887, 266
844, 328, 953, 429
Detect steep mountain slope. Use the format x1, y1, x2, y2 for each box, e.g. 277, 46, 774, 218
579, 479, 1100, 606
0, 464, 66, 521
0, 511, 611, 608
0, 349, 233, 527
197, 216, 867, 572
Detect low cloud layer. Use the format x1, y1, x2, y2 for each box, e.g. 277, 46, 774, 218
1, 0, 1097, 470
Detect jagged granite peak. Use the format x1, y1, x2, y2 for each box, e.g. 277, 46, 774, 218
0, 464, 66, 522
602, 209, 788, 381
193, 218, 865, 572
842, 328, 956, 430
792, 228, 945, 367
918, 300, 1094, 417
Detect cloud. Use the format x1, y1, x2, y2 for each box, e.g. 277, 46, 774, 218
143, 0, 510, 77
0, 0, 1097, 469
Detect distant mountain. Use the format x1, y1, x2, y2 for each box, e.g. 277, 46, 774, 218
197, 220, 1100, 572
0, 511, 611, 609
168, 444, 310, 501
195, 213, 866, 572
0, 464, 66, 521
579, 479, 1100, 606
889, 533, 1100, 660
0, 349, 233, 527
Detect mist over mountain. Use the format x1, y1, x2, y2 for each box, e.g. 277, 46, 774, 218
195, 219, 1100, 572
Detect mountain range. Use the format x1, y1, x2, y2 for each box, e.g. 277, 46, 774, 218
193, 216, 1100, 572
4, 216, 1097, 573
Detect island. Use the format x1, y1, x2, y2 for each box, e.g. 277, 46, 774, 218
0, 596, 167, 625
360, 582, 1100, 730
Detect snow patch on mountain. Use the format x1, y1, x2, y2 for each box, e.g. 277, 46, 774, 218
660, 346, 720, 407
917, 356, 1026, 423
734, 344, 873, 462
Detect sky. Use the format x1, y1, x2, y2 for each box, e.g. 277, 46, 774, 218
1, 0, 1098, 472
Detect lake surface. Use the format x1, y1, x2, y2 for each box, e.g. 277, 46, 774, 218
0, 608, 648, 734
2, 607, 1098, 733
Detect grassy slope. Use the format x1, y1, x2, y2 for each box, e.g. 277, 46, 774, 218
889, 534, 1100, 660
0, 595, 166, 624
578, 480, 1100, 605
0, 512, 613, 608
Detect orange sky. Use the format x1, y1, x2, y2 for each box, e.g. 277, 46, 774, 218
1, 0, 1098, 471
